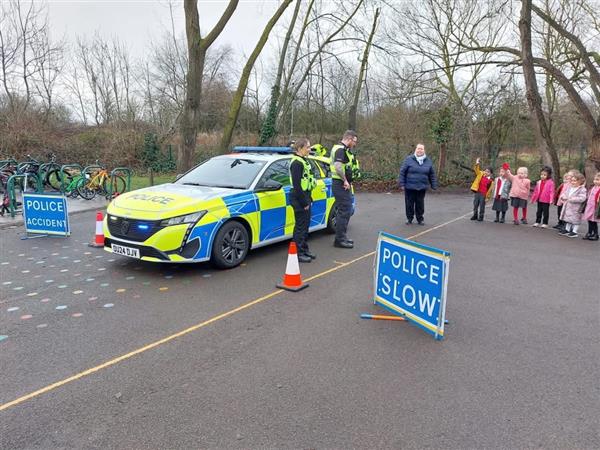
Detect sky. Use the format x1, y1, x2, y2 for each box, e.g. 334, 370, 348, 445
46, 0, 283, 59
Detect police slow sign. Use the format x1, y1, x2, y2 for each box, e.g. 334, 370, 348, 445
374, 232, 450, 340
23, 193, 70, 236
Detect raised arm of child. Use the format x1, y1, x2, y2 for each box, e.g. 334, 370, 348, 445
473, 157, 481, 175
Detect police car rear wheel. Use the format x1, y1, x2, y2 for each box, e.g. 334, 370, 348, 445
211, 221, 249, 269
326, 203, 337, 233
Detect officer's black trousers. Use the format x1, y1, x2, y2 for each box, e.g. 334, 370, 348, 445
404, 188, 426, 222
332, 180, 353, 242
291, 197, 311, 255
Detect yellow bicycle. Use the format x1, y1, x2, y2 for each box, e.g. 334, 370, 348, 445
77, 164, 126, 200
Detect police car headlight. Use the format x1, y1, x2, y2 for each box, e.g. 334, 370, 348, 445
160, 211, 206, 227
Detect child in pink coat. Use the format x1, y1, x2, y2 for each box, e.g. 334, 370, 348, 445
582, 172, 600, 241
553, 170, 575, 231
531, 166, 555, 228
558, 172, 587, 238
506, 166, 531, 225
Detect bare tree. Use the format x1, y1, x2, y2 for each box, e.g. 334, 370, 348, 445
520, 0, 560, 177
220, 0, 294, 151
348, 7, 379, 131
382, 0, 508, 174
454, 0, 600, 180
259, 0, 302, 145
0, 0, 64, 116
179, 0, 239, 172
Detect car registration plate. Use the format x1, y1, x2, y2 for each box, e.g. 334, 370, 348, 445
111, 244, 140, 259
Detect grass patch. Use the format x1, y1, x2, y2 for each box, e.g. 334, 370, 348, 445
129, 174, 176, 191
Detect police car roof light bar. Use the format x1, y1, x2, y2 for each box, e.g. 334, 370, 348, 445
232, 146, 293, 154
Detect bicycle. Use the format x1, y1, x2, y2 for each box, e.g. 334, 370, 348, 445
77, 162, 126, 200
14, 154, 42, 192
39, 153, 63, 191
61, 169, 87, 198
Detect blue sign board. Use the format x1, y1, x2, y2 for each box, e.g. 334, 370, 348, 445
374, 232, 450, 340
22, 193, 70, 236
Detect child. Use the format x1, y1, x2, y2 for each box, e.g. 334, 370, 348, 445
530, 166, 555, 228
582, 172, 600, 241
506, 166, 531, 225
492, 162, 511, 223
558, 171, 587, 238
553, 170, 575, 230
469, 158, 494, 221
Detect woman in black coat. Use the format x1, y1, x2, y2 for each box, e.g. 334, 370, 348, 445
398, 143, 438, 225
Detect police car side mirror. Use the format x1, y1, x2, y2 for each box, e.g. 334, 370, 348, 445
255, 179, 283, 192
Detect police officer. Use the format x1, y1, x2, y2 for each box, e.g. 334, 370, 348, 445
330, 130, 360, 248
310, 143, 328, 157
289, 137, 317, 263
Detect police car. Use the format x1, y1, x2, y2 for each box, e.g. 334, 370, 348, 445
103, 147, 338, 268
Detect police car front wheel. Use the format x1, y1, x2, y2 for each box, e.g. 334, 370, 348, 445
211, 221, 250, 269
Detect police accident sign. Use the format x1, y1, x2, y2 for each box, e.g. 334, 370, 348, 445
22, 193, 70, 236
374, 232, 450, 340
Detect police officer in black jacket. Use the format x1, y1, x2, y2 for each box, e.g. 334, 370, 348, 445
289, 138, 317, 263
330, 130, 360, 248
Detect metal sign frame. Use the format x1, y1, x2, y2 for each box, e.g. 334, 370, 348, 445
373, 231, 450, 340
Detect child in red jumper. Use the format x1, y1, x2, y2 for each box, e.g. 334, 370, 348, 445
470, 158, 494, 222
531, 166, 555, 228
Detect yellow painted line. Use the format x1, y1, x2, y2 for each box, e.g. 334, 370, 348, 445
0, 289, 284, 413
0, 211, 469, 413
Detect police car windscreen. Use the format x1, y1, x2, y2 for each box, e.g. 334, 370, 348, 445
176, 157, 266, 189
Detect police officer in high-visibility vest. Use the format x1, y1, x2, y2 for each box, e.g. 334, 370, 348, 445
289, 138, 317, 263
330, 130, 360, 248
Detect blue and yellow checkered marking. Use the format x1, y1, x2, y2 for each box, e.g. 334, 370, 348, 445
107, 177, 334, 262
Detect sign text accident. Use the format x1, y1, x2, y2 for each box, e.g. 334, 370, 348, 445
374, 232, 450, 339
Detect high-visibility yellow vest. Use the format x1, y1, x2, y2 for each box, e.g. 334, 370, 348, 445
330, 144, 361, 180
290, 155, 317, 191
310, 144, 328, 157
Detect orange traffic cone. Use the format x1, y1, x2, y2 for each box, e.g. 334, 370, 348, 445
276, 242, 309, 292
89, 211, 105, 248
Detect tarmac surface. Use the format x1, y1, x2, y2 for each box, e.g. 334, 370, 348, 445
0, 192, 598, 449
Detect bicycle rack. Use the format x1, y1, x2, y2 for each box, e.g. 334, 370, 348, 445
0, 158, 17, 169
6, 173, 42, 218
108, 167, 132, 198
60, 164, 83, 193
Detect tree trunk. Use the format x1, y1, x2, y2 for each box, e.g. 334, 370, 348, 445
179, 0, 239, 172
519, 0, 561, 183
220, 0, 293, 152
259, 0, 301, 145
586, 133, 600, 184
438, 141, 447, 176
149, 168, 154, 187
348, 8, 379, 131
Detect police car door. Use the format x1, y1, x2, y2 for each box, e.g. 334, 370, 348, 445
308, 158, 329, 228
254, 159, 291, 242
